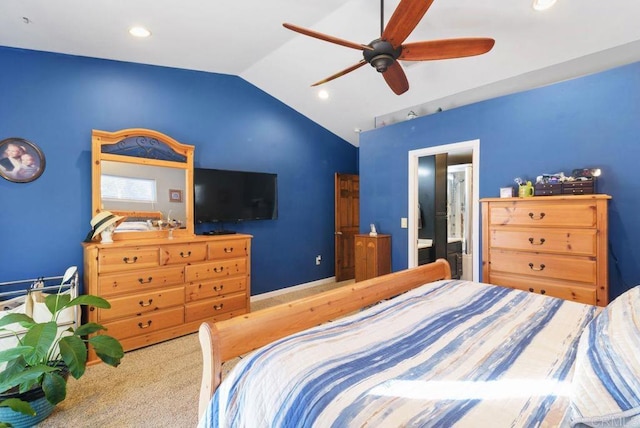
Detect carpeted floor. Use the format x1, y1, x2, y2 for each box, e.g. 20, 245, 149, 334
39, 279, 350, 427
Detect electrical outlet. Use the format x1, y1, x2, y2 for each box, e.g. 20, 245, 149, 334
315, 255, 322, 265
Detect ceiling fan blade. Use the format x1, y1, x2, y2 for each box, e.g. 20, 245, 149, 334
382, 0, 435, 48
399, 38, 496, 61
382, 61, 409, 95
283, 23, 373, 51
311, 60, 368, 87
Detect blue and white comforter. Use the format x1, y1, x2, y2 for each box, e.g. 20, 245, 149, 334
200, 280, 599, 428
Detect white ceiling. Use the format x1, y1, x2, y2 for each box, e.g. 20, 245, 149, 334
2, 0, 640, 146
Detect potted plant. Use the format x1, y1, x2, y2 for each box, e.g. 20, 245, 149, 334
0, 272, 124, 427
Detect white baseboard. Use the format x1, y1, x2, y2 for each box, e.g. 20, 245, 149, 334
251, 276, 336, 302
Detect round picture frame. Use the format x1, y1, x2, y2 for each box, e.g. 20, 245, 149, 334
0, 137, 46, 183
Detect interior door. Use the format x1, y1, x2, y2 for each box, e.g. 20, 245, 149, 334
335, 173, 359, 281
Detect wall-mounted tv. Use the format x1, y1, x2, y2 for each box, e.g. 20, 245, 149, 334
194, 168, 278, 223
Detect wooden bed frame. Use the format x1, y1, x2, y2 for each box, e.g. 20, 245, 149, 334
198, 258, 451, 419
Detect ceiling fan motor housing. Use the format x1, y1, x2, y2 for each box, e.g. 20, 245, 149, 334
363, 39, 402, 72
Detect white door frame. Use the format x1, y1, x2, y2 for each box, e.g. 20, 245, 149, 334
407, 139, 480, 281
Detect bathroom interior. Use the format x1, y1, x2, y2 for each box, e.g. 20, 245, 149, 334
417, 152, 473, 280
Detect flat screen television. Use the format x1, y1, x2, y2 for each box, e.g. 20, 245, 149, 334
194, 168, 278, 223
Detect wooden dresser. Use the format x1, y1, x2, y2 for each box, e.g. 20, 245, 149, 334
355, 234, 391, 282
83, 234, 251, 362
481, 195, 610, 306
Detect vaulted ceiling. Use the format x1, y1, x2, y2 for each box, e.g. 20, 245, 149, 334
2, 0, 640, 146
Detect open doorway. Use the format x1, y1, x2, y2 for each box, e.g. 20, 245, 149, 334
408, 140, 480, 281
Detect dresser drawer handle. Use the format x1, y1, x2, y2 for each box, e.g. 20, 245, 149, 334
528, 212, 546, 220
224, 247, 234, 253
180, 251, 192, 258
528, 237, 546, 246
528, 263, 546, 271
213, 267, 225, 273
540, 289, 546, 295
123, 256, 138, 264
213, 285, 224, 292
528, 287, 535, 292
138, 321, 152, 329
138, 277, 153, 284
139, 299, 153, 307
213, 303, 224, 311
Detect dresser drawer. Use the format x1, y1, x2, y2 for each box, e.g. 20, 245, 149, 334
489, 250, 596, 284
97, 286, 185, 322
98, 265, 185, 297
488, 202, 596, 228
208, 239, 249, 260
98, 247, 160, 273
488, 228, 597, 256
161, 243, 207, 265
185, 277, 247, 302
184, 258, 247, 282
490, 273, 597, 305
185, 293, 247, 323
101, 306, 184, 341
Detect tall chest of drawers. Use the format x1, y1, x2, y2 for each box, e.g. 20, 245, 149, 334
83, 234, 251, 362
481, 195, 610, 306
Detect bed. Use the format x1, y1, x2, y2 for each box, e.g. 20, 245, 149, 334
197, 259, 640, 427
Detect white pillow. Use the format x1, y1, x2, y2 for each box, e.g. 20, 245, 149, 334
570, 285, 640, 427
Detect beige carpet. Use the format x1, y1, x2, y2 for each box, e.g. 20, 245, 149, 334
39, 279, 350, 427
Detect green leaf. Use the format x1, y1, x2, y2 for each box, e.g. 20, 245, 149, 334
89, 335, 124, 367
0, 346, 33, 364
0, 397, 36, 416
41, 372, 67, 405
0, 313, 35, 329
65, 295, 111, 310
45, 292, 71, 316
74, 322, 107, 337
0, 365, 57, 394
21, 322, 57, 365
58, 336, 87, 379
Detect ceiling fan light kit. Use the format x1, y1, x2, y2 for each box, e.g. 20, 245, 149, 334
283, 0, 495, 95
532, 0, 558, 11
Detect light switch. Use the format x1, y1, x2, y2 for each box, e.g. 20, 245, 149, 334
401, 217, 408, 228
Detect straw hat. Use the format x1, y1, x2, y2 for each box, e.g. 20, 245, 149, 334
84, 211, 125, 242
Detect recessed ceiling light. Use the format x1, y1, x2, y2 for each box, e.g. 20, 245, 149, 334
129, 26, 151, 38
318, 89, 329, 100
532, 0, 557, 11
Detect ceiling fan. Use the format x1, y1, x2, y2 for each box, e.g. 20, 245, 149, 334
283, 0, 495, 95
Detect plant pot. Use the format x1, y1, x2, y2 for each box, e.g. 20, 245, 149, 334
0, 363, 69, 427
0, 385, 56, 428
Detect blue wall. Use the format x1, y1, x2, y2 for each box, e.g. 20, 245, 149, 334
0, 47, 358, 295
359, 61, 640, 300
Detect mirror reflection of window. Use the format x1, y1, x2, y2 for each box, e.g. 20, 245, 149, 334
101, 175, 157, 203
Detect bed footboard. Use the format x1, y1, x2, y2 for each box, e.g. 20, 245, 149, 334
198, 258, 451, 419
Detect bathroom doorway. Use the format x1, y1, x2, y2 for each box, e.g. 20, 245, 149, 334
408, 139, 480, 281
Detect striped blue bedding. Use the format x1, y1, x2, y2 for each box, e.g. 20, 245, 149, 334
200, 280, 599, 428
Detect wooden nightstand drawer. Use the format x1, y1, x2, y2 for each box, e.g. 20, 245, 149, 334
488, 202, 596, 228
98, 247, 160, 273
185, 293, 247, 323
102, 306, 185, 341
208, 239, 250, 260
184, 258, 247, 282
97, 286, 185, 322
185, 277, 247, 302
489, 250, 596, 284
490, 273, 597, 305
161, 243, 207, 265
488, 228, 597, 256
98, 265, 185, 297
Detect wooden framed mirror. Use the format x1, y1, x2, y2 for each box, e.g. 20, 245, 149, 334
91, 128, 195, 240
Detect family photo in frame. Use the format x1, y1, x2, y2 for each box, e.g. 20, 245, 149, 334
0, 137, 46, 183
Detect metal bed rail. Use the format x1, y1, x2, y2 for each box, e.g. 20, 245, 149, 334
0, 267, 80, 341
